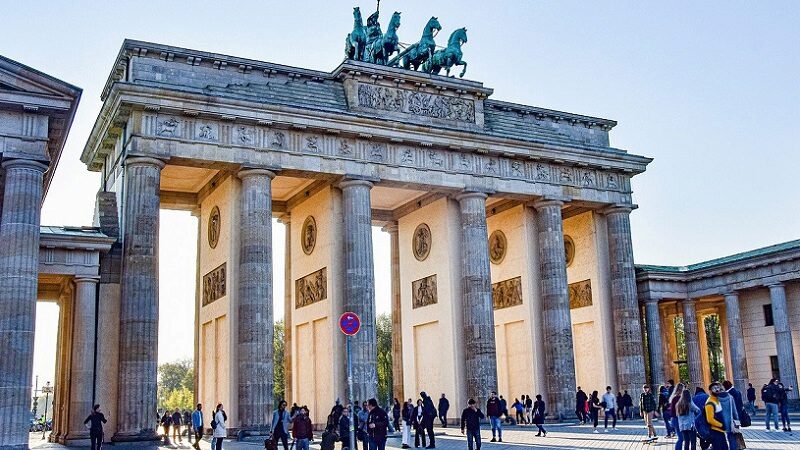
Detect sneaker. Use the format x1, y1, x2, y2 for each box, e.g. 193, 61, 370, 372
593, 429, 599, 433
613, 427, 617, 431
498, 439, 502, 443
542, 431, 547, 437
535, 433, 541, 437
604, 429, 609, 433
490, 438, 496, 442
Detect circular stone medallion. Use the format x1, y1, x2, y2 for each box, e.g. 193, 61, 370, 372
412, 223, 432, 261
488, 230, 507, 265
301, 215, 317, 255
564, 235, 576, 267
208, 206, 221, 249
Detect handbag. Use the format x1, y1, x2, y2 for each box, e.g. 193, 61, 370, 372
735, 432, 747, 449
265, 433, 278, 450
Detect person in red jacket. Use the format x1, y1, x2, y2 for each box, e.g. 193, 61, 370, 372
292, 407, 314, 450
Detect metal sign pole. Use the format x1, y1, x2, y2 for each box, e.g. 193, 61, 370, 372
347, 335, 356, 450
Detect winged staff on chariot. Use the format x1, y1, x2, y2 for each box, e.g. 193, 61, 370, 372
344, 1, 468, 78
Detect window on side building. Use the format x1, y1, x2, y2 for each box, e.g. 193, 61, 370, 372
763, 304, 774, 327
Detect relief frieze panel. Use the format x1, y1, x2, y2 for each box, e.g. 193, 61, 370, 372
568, 279, 593, 309
138, 113, 630, 194
202, 263, 226, 306
492, 276, 522, 310
356, 83, 476, 123
412, 274, 437, 309
295, 267, 327, 308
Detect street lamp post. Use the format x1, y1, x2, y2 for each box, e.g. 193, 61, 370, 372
41, 381, 53, 440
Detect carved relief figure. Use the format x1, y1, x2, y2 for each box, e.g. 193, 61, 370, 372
492, 276, 522, 310
158, 118, 179, 136
301, 216, 317, 255
198, 124, 215, 140
568, 279, 593, 309
581, 170, 595, 187
272, 131, 286, 148
559, 168, 573, 183
339, 139, 352, 155
607, 174, 619, 189
412, 274, 437, 309
400, 148, 414, 164
460, 154, 472, 170
208, 206, 221, 249
203, 263, 227, 305
412, 223, 432, 261
295, 267, 328, 308
488, 230, 507, 265
237, 126, 252, 143
535, 163, 549, 181
510, 161, 523, 177
305, 135, 319, 152
484, 158, 498, 174
428, 150, 443, 167
564, 235, 575, 267
370, 143, 384, 160
357, 84, 475, 123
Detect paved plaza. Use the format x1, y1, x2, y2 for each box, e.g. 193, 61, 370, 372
29, 419, 800, 450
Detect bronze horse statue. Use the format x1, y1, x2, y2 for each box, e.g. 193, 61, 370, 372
400, 16, 442, 71
422, 27, 468, 77
365, 11, 401, 65
344, 7, 367, 60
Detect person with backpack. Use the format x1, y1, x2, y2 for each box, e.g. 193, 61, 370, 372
640, 384, 659, 443
675, 390, 701, 450
271, 400, 292, 450
692, 388, 711, 450
761, 379, 781, 431
532, 395, 547, 437
212, 403, 227, 450
704, 382, 739, 450
460, 398, 485, 450
191, 403, 204, 450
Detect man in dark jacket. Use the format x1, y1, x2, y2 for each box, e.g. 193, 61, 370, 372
622, 391, 633, 420
460, 399, 485, 450
486, 391, 502, 442
293, 406, 314, 450
420, 392, 436, 448
83, 404, 107, 450
575, 387, 588, 424
762, 379, 781, 431
746, 383, 756, 417
437, 394, 450, 427
171, 408, 183, 443
367, 398, 390, 450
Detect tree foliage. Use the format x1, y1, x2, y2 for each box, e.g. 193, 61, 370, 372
158, 359, 194, 412
274, 320, 286, 404
376, 313, 393, 405
704, 315, 726, 382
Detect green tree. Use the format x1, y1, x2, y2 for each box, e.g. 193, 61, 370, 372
704, 315, 726, 382
274, 320, 286, 404
158, 359, 194, 411
376, 313, 393, 405
673, 316, 689, 383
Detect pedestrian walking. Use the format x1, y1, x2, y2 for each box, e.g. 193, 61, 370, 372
183, 410, 192, 443
486, 391, 503, 442
212, 403, 227, 450
575, 387, 588, 424
339, 405, 354, 450
660, 384, 676, 438
172, 408, 183, 443
668, 383, 686, 441
745, 384, 756, 417
160, 411, 173, 444
292, 406, 314, 450
622, 390, 633, 420
532, 395, 547, 437
511, 398, 524, 424
602, 386, 618, 432
191, 403, 204, 450
420, 392, 437, 448
437, 394, 450, 428
761, 379, 781, 431
499, 395, 509, 425
413, 399, 427, 448
589, 390, 601, 432
524, 394, 533, 425
271, 400, 292, 450
393, 398, 402, 431
367, 398, 390, 450
640, 384, 658, 443
675, 389, 701, 450
704, 382, 739, 450
83, 404, 107, 450
460, 399, 485, 450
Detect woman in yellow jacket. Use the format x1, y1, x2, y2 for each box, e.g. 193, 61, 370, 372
704, 382, 739, 450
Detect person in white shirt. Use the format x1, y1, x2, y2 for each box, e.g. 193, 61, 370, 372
602, 386, 617, 432
212, 403, 227, 449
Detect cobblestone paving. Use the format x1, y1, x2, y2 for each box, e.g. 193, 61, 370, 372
29, 419, 800, 449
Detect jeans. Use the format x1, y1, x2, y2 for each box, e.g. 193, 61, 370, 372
89, 431, 103, 450
765, 402, 779, 429
590, 409, 599, 428
490, 416, 502, 439
709, 430, 728, 450
368, 437, 386, 450
663, 410, 674, 435
274, 426, 289, 450
214, 437, 224, 450
604, 409, 617, 428
681, 429, 697, 450
727, 432, 738, 450
297, 438, 310, 450
780, 404, 791, 429
745, 401, 756, 417
466, 429, 481, 450
439, 412, 448, 427
195, 427, 203, 444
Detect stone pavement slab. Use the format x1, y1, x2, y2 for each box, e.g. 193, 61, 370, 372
29, 420, 800, 449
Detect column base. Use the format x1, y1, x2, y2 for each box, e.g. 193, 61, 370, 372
112, 430, 161, 445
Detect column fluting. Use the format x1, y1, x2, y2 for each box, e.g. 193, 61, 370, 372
66, 277, 100, 441
682, 298, 704, 388
644, 297, 665, 385
724, 292, 749, 393
769, 283, 798, 399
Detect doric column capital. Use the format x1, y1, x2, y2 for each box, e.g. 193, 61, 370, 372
337, 178, 374, 190
645, 295, 662, 305
277, 213, 291, 225
767, 282, 785, 290
74, 276, 100, 285
723, 290, 739, 299
124, 156, 166, 170
530, 197, 565, 210
601, 203, 638, 216
1, 158, 49, 172
381, 221, 399, 234
454, 190, 488, 203
238, 168, 276, 180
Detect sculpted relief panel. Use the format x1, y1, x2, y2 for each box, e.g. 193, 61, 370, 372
492, 276, 522, 310
203, 263, 226, 306
356, 83, 476, 123
568, 279, 592, 309
412, 274, 437, 309
295, 267, 327, 308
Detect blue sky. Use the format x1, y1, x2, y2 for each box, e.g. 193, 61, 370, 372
4, 1, 798, 382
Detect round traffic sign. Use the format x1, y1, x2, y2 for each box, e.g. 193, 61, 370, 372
339, 312, 361, 336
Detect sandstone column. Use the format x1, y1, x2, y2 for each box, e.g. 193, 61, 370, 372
237, 168, 276, 429
384, 222, 404, 401
682, 298, 703, 388
114, 156, 164, 442
769, 283, 799, 399
0, 158, 47, 450
66, 277, 100, 442
338, 179, 377, 402
604, 206, 647, 398
456, 192, 498, 410
644, 296, 665, 385
532, 199, 576, 420
723, 292, 749, 393
279, 214, 292, 404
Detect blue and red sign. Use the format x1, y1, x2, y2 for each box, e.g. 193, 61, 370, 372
339, 312, 361, 336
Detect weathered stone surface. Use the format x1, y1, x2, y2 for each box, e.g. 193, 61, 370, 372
385, 222, 405, 401
0, 158, 47, 449
605, 207, 646, 399
280, 214, 293, 404
724, 292, 749, 393
682, 298, 703, 388
644, 297, 665, 384
533, 199, 576, 420
457, 191, 498, 411
65, 276, 99, 443
339, 179, 378, 403
769, 283, 799, 399
237, 168, 276, 429
115, 156, 163, 443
